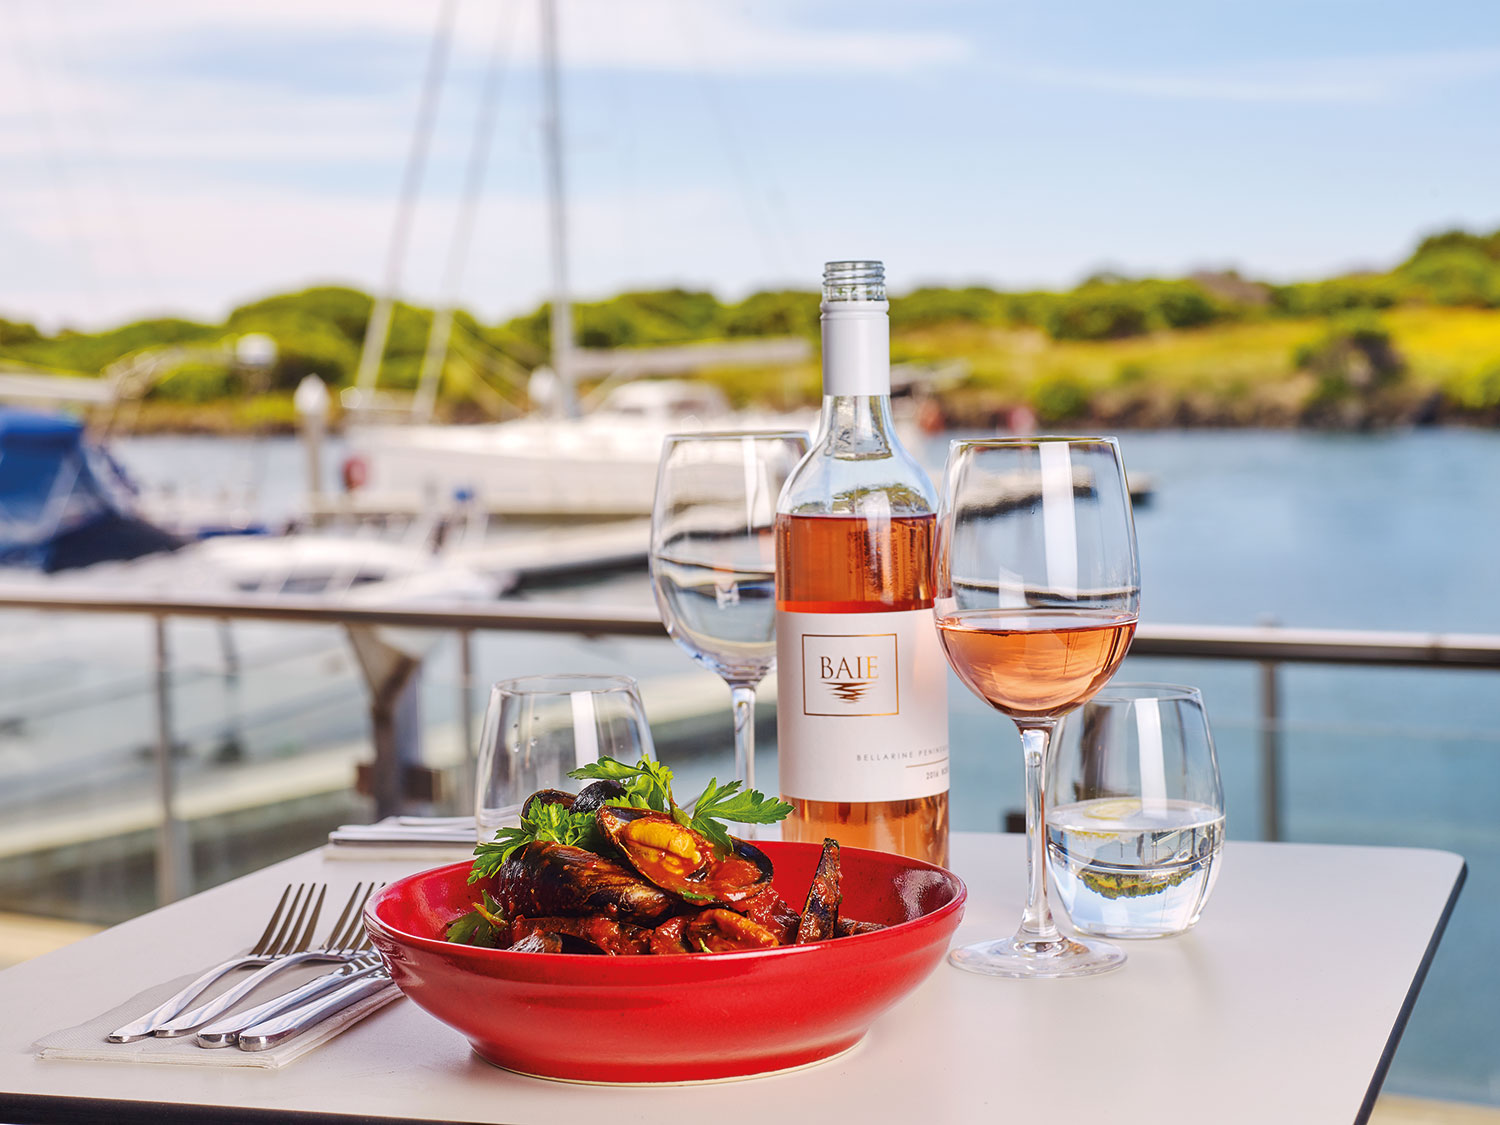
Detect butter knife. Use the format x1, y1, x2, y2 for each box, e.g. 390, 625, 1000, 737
195, 959, 383, 1048
236, 973, 398, 1052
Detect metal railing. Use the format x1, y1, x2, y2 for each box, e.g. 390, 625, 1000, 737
4, 583, 1500, 903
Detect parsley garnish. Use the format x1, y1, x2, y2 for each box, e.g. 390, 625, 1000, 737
573, 758, 792, 856
445, 890, 508, 946
468, 800, 598, 884
467, 757, 794, 880
568, 757, 675, 811
685, 777, 793, 855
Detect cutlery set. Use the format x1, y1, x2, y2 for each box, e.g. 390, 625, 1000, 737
107, 883, 394, 1052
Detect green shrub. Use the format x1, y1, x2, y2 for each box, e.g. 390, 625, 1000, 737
0, 317, 40, 347
223, 310, 360, 389
1446, 362, 1500, 411
1397, 247, 1500, 307
1294, 313, 1404, 403
888, 286, 1007, 329
1028, 370, 1091, 421
229, 286, 374, 344
1269, 276, 1402, 315
153, 362, 234, 403
1046, 289, 1153, 340
1404, 228, 1500, 266
723, 290, 819, 338
1041, 280, 1230, 341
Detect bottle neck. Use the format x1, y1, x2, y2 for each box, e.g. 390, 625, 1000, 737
816, 393, 897, 457
820, 299, 889, 397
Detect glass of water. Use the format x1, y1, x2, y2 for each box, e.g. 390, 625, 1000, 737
475, 674, 656, 842
650, 431, 808, 795
1045, 683, 1225, 938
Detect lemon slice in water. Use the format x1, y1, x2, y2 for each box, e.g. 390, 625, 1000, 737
1083, 798, 1142, 821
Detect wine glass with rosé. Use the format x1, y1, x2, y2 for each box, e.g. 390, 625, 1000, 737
934, 437, 1140, 978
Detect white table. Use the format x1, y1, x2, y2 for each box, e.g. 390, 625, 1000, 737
0, 834, 1464, 1125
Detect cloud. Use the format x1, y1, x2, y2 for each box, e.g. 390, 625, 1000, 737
18, 0, 971, 77
1008, 46, 1500, 104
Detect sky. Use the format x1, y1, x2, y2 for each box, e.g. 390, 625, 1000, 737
2, 0, 1499, 331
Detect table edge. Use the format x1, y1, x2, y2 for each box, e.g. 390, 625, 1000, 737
1354, 855, 1469, 1125
0, 1091, 494, 1125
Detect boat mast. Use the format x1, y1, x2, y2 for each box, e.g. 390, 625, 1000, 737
354, 0, 458, 402
539, 0, 578, 418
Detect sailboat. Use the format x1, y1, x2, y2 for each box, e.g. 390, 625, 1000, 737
338, 0, 813, 519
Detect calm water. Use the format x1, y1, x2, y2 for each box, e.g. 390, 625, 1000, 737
100, 428, 1500, 1103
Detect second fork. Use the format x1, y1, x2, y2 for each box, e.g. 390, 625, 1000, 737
152, 883, 378, 1038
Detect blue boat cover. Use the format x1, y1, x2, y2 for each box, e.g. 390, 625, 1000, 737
0, 408, 181, 571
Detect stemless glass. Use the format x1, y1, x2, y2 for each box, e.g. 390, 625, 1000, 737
475, 674, 656, 841
1047, 683, 1225, 938
934, 437, 1141, 978
650, 431, 809, 795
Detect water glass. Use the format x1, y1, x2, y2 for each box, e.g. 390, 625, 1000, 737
475, 674, 656, 841
1045, 683, 1225, 938
649, 430, 808, 795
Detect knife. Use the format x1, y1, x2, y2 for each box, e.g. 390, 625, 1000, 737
195, 958, 384, 1048
235, 972, 399, 1052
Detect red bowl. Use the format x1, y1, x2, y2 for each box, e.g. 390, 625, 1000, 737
365, 840, 966, 1083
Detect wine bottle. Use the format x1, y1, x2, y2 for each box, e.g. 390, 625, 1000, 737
774, 260, 949, 865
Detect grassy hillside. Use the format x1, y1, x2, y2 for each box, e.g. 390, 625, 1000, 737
4, 228, 1500, 432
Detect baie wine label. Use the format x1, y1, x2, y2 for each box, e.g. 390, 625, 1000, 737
776, 608, 949, 803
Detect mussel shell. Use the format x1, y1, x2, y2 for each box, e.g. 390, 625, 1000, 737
595, 805, 773, 906
795, 838, 842, 944
494, 841, 679, 925
572, 778, 628, 815
519, 789, 576, 819
509, 916, 651, 955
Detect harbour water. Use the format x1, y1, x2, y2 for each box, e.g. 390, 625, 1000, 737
4, 426, 1499, 1103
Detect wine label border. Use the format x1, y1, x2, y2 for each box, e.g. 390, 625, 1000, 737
800, 630, 900, 717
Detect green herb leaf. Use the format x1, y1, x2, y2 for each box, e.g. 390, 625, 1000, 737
446, 892, 508, 947
569, 757, 675, 812
692, 814, 735, 857
690, 778, 793, 827
675, 775, 792, 857
468, 800, 598, 884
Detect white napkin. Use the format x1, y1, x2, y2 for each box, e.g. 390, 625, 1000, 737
34, 961, 402, 1069
323, 814, 508, 861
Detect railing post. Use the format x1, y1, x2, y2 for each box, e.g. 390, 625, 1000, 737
152, 615, 192, 904
346, 625, 424, 819
1259, 656, 1282, 842
459, 629, 476, 812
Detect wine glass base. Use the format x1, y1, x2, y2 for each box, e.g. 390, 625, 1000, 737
948, 934, 1126, 979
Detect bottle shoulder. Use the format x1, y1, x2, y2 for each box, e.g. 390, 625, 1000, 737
778, 442, 938, 516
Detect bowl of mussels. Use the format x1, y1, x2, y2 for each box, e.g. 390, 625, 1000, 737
364, 756, 966, 1083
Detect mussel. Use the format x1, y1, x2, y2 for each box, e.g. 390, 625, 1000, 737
494, 841, 679, 925
595, 805, 773, 906
647, 915, 693, 956
795, 838, 842, 944
684, 909, 782, 953
519, 788, 576, 819
572, 778, 627, 814
508, 916, 653, 955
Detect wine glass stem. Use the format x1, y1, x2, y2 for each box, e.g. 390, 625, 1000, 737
729, 684, 757, 792
1016, 722, 1061, 946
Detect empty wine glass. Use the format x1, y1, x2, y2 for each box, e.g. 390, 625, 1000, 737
934, 437, 1141, 978
474, 674, 655, 842
1047, 683, 1225, 938
650, 431, 809, 797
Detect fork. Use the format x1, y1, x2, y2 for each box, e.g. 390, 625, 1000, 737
107, 883, 324, 1043
194, 950, 383, 1048
153, 883, 377, 1037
